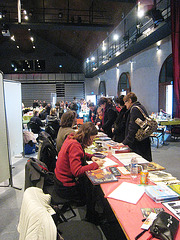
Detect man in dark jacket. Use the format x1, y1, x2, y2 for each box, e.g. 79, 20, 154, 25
119, 92, 152, 162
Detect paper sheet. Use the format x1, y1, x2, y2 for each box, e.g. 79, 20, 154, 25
107, 182, 145, 204
87, 157, 118, 168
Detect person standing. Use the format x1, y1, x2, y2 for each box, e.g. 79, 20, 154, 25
119, 92, 152, 161
112, 95, 127, 143
98, 97, 117, 138
88, 103, 97, 123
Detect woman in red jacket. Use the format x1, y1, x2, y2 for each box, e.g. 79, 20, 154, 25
54, 122, 104, 208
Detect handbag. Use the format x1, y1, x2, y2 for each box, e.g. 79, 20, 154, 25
132, 106, 158, 141
150, 212, 179, 240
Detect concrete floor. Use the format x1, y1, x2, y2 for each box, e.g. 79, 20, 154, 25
0, 135, 179, 240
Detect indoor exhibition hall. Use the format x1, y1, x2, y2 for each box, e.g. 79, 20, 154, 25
0, 0, 180, 240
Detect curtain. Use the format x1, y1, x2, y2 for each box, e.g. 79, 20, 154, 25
171, 0, 180, 118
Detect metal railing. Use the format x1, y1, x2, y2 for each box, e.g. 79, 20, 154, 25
84, 0, 171, 76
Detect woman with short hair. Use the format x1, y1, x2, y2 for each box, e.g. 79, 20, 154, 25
119, 92, 152, 161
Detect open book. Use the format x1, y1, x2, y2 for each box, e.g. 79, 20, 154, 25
86, 168, 118, 185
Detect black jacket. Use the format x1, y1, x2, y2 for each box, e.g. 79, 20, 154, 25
102, 106, 117, 138
122, 101, 152, 161
113, 106, 127, 143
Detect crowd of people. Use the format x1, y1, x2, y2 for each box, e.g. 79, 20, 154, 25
25, 92, 152, 225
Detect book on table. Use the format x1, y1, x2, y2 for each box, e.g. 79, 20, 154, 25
163, 200, 180, 220
149, 171, 177, 183
168, 184, 180, 195
85, 168, 118, 185
125, 162, 165, 173
145, 184, 179, 202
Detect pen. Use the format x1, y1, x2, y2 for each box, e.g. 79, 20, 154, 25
135, 229, 147, 240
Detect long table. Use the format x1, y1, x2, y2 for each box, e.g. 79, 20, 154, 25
99, 155, 180, 240
158, 119, 180, 126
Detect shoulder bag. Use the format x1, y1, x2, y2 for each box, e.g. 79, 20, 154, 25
132, 105, 158, 141
150, 211, 179, 240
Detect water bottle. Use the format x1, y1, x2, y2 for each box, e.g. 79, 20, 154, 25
130, 157, 138, 179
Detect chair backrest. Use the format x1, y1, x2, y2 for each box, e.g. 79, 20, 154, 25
27, 121, 41, 134
45, 121, 60, 139
38, 137, 58, 172
24, 157, 54, 190
18, 187, 57, 240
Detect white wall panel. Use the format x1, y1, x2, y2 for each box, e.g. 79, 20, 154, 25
0, 74, 10, 183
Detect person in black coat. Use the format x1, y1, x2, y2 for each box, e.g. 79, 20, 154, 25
119, 92, 152, 162
88, 103, 97, 123
112, 95, 127, 143
98, 97, 117, 138
30, 110, 44, 128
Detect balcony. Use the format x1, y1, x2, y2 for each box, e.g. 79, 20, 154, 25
84, 0, 171, 78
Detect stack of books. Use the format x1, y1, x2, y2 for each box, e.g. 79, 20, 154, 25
148, 171, 179, 185
145, 184, 179, 202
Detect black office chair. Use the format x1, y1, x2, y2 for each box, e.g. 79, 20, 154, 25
25, 157, 77, 222
57, 220, 103, 240
27, 121, 41, 134
44, 185, 77, 222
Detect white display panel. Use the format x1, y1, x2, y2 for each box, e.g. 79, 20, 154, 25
0, 74, 10, 183
4, 80, 23, 161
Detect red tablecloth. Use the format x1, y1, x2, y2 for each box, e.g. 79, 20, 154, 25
100, 154, 180, 240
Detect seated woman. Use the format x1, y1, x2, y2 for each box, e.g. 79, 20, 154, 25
56, 110, 77, 153
54, 122, 104, 221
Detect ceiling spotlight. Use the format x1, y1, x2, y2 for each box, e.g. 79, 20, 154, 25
33, 45, 35, 49
91, 56, 95, 61
30, 36, 34, 42
137, 9, 144, 18
17, 45, 20, 48
102, 46, 106, 51
113, 34, 119, 41
58, 12, 63, 18
11, 35, 15, 41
